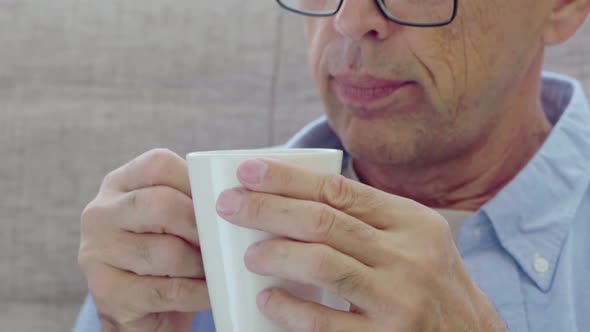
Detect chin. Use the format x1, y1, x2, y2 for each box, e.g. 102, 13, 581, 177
322, 92, 443, 166
345, 139, 420, 166
332, 118, 422, 166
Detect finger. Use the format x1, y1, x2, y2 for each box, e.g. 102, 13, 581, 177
100, 231, 204, 278
87, 264, 210, 316
244, 239, 375, 309
141, 275, 209, 314
103, 149, 191, 197
236, 158, 420, 229
111, 185, 199, 247
217, 188, 383, 266
257, 288, 370, 332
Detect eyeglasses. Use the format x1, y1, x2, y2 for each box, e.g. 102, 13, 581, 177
276, 0, 458, 27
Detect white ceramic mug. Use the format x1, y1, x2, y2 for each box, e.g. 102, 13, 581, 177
186, 148, 344, 332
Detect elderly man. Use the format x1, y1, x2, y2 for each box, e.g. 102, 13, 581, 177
74, 0, 590, 331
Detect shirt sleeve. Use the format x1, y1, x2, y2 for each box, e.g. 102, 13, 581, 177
71, 294, 101, 332
71, 293, 216, 332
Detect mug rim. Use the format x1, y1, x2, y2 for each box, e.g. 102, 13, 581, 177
187, 148, 342, 159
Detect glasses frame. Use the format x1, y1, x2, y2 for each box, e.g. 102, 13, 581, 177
276, 0, 459, 27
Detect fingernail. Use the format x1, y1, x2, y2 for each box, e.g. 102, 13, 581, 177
257, 289, 273, 308
238, 159, 268, 185
216, 189, 243, 215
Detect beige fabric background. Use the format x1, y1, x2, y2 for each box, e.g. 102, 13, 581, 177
0, 1, 588, 330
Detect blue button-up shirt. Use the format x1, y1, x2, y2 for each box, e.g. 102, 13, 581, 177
73, 72, 590, 332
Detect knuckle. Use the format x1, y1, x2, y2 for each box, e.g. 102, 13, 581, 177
132, 187, 177, 229
309, 205, 336, 242
248, 192, 267, 221
77, 250, 86, 270
123, 190, 140, 211
145, 186, 174, 213
80, 202, 100, 234
133, 241, 154, 274
425, 208, 448, 229
343, 216, 378, 243
77, 249, 91, 272
130, 188, 154, 212
164, 278, 186, 303
101, 170, 119, 190
310, 246, 367, 296
80, 199, 109, 236
145, 148, 177, 163
150, 286, 167, 308
318, 175, 355, 210
135, 236, 188, 276
77, 244, 101, 273
433, 214, 453, 241
332, 269, 366, 297
78, 203, 115, 272
149, 283, 169, 307
423, 210, 454, 253
309, 245, 334, 284
162, 238, 188, 274
142, 148, 178, 180
374, 236, 402, 265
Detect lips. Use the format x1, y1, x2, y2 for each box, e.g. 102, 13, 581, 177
332, 74, 413, 108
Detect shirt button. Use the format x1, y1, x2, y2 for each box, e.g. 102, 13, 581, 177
473, 227, 482, 237
533, 255, 550, 274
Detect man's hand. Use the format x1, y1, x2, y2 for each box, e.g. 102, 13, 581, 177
78, 149, 209, 332
216, 158, 507, 332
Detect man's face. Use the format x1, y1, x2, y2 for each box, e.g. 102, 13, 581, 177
304, 0, 554, 166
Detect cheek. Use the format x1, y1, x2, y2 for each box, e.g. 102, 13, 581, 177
402, 3, 510, 117
304, 18, 338, 85
304, 18, 322, 80
393, 27, 466, 117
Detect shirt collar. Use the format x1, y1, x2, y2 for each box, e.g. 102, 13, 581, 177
481, 72, 590, 291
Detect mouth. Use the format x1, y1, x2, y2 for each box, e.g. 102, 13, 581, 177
331, 74, 416, 115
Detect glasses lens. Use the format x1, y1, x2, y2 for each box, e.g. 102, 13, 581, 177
383, 0, 455, 25
279, 0, 341, 15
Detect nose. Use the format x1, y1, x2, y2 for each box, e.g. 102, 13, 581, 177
333, 0, 396, 41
